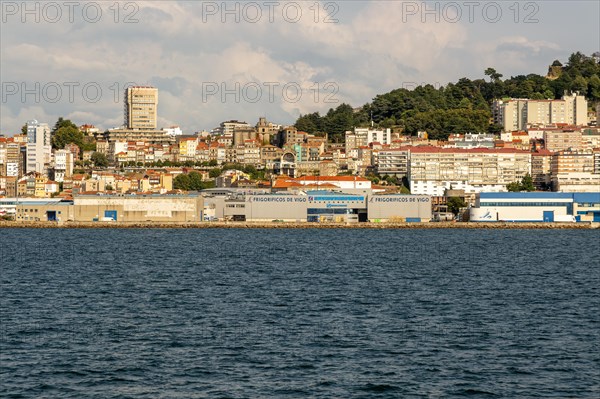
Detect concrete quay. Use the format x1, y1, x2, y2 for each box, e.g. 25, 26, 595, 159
1, 221, 598, 229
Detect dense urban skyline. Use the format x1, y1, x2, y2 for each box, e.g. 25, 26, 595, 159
1, 1, 599, 135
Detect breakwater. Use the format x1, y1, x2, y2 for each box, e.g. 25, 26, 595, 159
1, 221, 598, 229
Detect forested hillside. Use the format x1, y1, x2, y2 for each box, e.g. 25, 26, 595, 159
295, 52, 600, 141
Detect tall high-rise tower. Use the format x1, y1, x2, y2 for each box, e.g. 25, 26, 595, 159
124, 86, 158, 130
25, 120, 51, 174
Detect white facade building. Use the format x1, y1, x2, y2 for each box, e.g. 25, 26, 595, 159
163, 126, 183, 136
408, 147, 531, 196
6, 162, 19, 177
345, 128, 392, 155
26, 120, 52, 174
493, 94, 588, 132
52, 150, 74, 183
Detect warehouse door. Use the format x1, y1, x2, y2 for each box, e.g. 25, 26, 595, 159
46, 211, 57, 221
543, 211, 554, 222
104, 210, 118, 221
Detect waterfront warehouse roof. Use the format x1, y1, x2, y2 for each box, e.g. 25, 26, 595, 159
479, 192, 574, 199
304, 190, 364, 198
572, 193, 600, 203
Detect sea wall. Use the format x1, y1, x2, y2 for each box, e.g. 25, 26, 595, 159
1, 221, 598, 229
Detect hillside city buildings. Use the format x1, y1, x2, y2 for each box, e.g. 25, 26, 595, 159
1, 87, 599, 223
492, 93, 588, 132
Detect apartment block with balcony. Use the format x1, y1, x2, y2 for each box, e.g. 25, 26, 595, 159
408, 147, 531, 196
51, 149, 74, 183
345, 128, 391, 155
544, 130, 583, 152
531, 150, 554, 190
377, 149, 409, 177
493, 94, 588, 132
551, 150, 595, 175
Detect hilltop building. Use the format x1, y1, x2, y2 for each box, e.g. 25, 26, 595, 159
124, 86, 158, 130
493, 94, 587, 132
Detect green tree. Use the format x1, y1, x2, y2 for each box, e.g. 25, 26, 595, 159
188, 172, 204, 190
243, 165, 258, 176
295, 113, 319, 133
173, 174, 191, 190
588, 74, 600, 101
521, 173, 535, 191
91, 152, 109, 167
484, 67, 503, 82
506, 182, 522, 192
571, 76, 588, 93
447, 197, 467, 215
174, 172, 212, 191
506, 174, 535, 192
51, 126, 84, 150
209, 168, 222, 178
458, 98, 472, 109
21, 124, 27, 135
52, 117, 78, 134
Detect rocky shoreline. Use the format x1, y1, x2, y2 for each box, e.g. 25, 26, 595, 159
1, 221, 598, 229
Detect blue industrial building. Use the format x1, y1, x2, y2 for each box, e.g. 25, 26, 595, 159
470, 192, 600, 222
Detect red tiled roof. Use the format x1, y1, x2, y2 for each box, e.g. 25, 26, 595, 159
272, 180, 304, 188
296, 175, 369, 182
532, 149, 555, 156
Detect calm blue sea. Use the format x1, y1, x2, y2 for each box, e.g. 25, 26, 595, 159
1, 228, 599, 398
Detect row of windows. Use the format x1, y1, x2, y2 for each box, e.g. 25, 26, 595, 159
17, 210, 62, 214
481, 202, 568, 207
307, 208, 355, 215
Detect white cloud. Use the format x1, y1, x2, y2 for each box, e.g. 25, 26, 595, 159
0, 1, 596, 135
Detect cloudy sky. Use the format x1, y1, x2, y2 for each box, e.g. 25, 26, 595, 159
1, 0, 598, 135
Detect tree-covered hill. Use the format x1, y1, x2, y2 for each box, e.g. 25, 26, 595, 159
295, 52, 600, 141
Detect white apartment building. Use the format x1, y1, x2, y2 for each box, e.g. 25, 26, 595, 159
446, 133, 496, 149
493, 94, 588, 132
26, 120, 52, 174
408, 147, 531, 196
51, 150, 74, 183
108, 141, 128, 163
345, 128, 391, 155
163, 126, 183, 136
213, 120, 252, 136
552, 173, 600, 192
243, 141, 261, 165
6, 162, 19, 177
581, 128, 600, 150
377, 149, 409, 177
